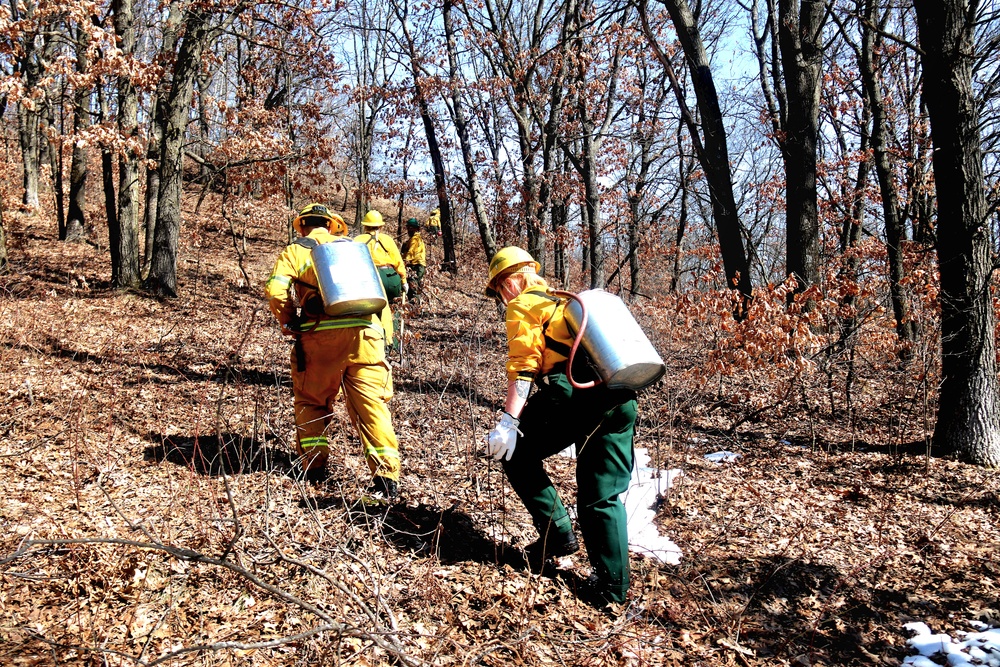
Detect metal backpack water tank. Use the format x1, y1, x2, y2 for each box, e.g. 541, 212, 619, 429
311, 239, 388, 317
563, 289, 666, 391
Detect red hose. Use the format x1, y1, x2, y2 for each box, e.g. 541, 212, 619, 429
550, 289, 601, 389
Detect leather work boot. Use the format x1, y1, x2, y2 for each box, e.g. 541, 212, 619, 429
525, 530, 579, 572
365, 476, 399, 502
304, 466, 329, 485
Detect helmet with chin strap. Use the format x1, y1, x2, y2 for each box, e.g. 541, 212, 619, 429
484, 246, 539, 298
292, 203, 346, 236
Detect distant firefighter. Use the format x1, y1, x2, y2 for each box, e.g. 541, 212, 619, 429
426, 208, 442, 237
355, 209, 407, 354
401, 217, 426, 303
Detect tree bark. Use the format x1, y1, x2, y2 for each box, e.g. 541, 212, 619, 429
0, 196, 8, 274
98, 83, 119, 253
67, 25, 89, 244
914, 0, 1000, 467
17, 104, 41, 208
14, 0, 42, 209
657, 0, 752, 301
142, 0, 184, 276
146, 5, 245, 296
442, 0, 496, 263
44, 101, 65, 239
859, 0, 914, 344
113, 0, 141, 288
778, 0, 826, 295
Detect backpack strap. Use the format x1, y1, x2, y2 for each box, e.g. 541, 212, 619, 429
358, 233, 390, 255
526, 288, 572, 357
294, 237, 319, 250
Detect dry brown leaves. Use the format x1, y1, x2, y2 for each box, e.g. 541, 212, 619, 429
0, 193, 997, 667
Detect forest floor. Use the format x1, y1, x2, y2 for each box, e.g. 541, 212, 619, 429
0, 193, 998, 667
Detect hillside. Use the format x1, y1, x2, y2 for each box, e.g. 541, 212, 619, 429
0, 196, 997, 667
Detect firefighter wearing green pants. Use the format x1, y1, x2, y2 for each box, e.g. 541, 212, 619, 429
483, 247, 637, 608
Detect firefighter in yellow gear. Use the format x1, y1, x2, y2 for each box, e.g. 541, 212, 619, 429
355, 209, 407, 352
265, 203, 401, 498
426, 208, 442, 237
484, 246, 637, 608
401, 217, 426, 302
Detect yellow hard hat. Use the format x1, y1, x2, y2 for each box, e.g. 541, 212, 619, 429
293, 202, 346, 236
485, 246, 539, 297
362, 210, 384, 227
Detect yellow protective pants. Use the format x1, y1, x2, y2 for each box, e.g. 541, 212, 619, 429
290, 325, 400, 481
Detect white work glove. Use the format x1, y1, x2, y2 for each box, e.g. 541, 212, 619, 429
486, 412, 522, 461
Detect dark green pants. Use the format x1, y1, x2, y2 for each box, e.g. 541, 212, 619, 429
406, 264, 425, 301
502, 372, 637, 602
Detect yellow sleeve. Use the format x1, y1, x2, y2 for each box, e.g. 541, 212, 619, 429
265, 247, 298, 329
504, 294, 546, 382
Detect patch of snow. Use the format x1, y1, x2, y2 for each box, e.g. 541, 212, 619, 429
704, 450, 741, 463
900, 621, 1000, 666
557, 445, 684, 565
622, 448, 683, 565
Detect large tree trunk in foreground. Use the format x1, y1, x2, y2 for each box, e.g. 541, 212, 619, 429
112, 0, 141, 288
915, 0, 1000, 467
778, 0, 826, 295
147, 6, 244, 295
660, 0, 752, 301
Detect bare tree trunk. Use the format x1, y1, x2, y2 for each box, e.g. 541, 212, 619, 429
654, 0, 753, 301
66, 26, 89, 243
0, 198, 7, 274
552, 197, 568, 285
44, 101, 65, 239
859, 0, 914, 344
517, 105, 543, 269
113, 0, 141, 288
579, 127, 604, 289
17, 104, 40, 208
396, 5, 457, 272
442, 0, 496, 263
915, 0, 1000, 467
671, 151, 690, 293
778, 0, 826, 295
142, 0, 184, 275
147, 5, 245, 296
98, 83, 119, 251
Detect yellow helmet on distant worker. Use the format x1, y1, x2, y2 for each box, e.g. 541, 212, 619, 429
292, 203, 346, 236
485, 246, 540, 297
362, 210, 384, 227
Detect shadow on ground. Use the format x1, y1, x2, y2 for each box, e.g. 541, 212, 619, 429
143, 432, 291, 476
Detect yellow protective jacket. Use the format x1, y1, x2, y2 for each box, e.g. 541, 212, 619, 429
265, 228, 379, 333
401, 232, 426, 267
354, 231, 407, 285
504, 283, 574, 382
427, 212, 441, 230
